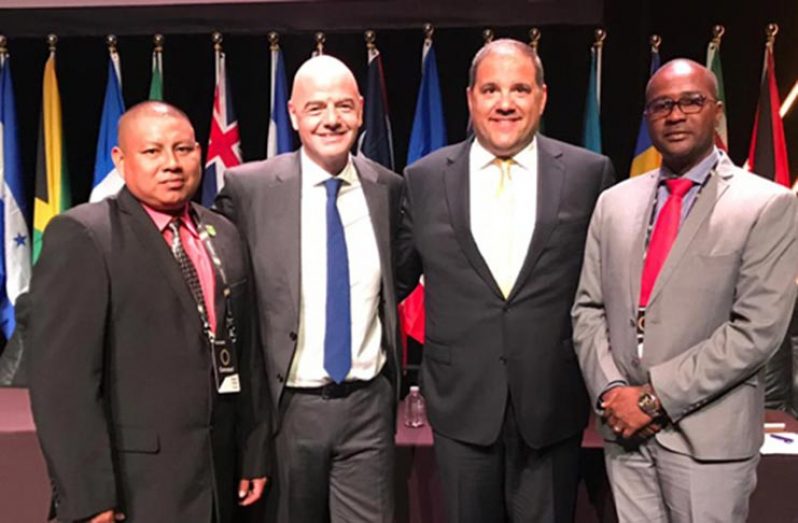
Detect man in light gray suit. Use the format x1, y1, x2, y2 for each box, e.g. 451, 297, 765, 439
572, 59, 798, 522
215, 56, 402, 522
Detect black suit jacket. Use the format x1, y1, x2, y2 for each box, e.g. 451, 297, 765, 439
397, 136, 614, 447
215, 151, 404, 426
28, 188, 268, 522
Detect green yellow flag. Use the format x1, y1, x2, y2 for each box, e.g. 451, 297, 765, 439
33, 52, 71, 263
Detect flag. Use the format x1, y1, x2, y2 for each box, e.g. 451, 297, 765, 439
201, 49, 242, 206
149, 47, 163, 101
33, 51, 70, 263
266, 44, 293, 158
399, 36, 448, 347
581, 43, 602, 153
747, 44, 790, 187
90, 50, 125, 202
629, 46, 662, 177
358, 44, 394, 169
0, 54, 31, 339
706, 38, 728, 151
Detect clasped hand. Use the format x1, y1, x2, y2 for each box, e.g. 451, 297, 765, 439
601, 386, 662, 440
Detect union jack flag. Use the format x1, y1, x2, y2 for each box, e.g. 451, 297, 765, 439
201, 49, 241, 206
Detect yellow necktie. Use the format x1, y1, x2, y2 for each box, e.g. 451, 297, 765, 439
493, 158, 515, 298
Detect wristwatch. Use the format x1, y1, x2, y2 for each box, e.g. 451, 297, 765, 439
637, 385, 662, 418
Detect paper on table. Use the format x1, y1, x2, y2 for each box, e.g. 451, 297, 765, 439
760, 433, 798, 455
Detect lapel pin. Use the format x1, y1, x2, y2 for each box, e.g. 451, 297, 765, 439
205, 224, 217, 237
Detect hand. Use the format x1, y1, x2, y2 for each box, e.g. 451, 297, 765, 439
601, 385, 652, 439
636, 420, 663, 439
238, 477, 268, 506
87, 509, 125, 522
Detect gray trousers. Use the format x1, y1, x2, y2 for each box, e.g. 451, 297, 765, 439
604, 437, 759, 523
272, 375, 395, 523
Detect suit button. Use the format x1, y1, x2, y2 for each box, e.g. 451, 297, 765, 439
631, 358, 640, 368
499, 356, 507, 364
277, 373, 285, 383
629, 318, 635, 327
289, 332, 297, 341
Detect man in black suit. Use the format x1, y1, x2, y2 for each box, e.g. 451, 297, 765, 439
397, 39, 615, 522
28, 101, 268, 523
215, 55, 402, 522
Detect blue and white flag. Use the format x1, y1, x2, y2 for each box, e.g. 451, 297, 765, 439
358, 44, 394, 169
0, 55, 31, 339
581, 43, 602, 154
266, 44, 294, 158
90, 51, 125, 202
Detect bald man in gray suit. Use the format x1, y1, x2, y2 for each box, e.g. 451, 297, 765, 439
572, 59, 798, 522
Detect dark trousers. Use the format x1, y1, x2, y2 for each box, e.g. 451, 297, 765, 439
271, 375, 395, 523
433, 401, 581, 523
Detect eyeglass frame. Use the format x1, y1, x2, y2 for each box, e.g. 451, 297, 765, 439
643, 93, 720, 119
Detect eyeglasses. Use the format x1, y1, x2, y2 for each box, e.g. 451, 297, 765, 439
644, 94, 717, 119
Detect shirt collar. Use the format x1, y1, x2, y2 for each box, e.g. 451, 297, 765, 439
300, 147, 357, 188
658, 146, 720, 186
470, 136, 538, 171
141, 202, 199, 238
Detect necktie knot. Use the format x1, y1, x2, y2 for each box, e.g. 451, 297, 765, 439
168, 218, 181, 235
324, 177, 344, 199
494, 158, 513, 196
665, 178, 693, 198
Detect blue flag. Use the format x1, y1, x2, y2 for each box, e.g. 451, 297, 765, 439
630, 47, 662, 177
582, 45, 602, 154
267, 46, 294, 158
90, 53, 125, 201
0, 56, 31, 339
408, 39, 447, 164
358, 46, 394, 169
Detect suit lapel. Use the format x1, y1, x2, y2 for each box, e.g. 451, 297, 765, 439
646, 165, 730, 307
507, 136, 564, 300
443, 141, 504, 298
194, 206, 228, 337
267, 153, 302, 320
629, 173, 659, 310
116, 188, 198, 319
354, 156, 392, 295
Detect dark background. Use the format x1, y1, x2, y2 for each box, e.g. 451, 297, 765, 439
0, 0, 795, 207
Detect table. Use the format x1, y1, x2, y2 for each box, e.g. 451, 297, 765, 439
3, 388, 797, 522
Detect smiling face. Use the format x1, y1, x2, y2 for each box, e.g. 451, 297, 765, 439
112, 103, 202, 212
467, 45, 547, 158
645, 59, 721, 174
288, 56, 363, 175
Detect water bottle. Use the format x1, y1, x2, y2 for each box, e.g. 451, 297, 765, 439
404, 385, 426, 428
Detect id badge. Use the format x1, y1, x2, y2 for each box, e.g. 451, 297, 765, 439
212, 338, 241, 394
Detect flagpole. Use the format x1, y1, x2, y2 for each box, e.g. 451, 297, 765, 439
529, 27, 541, 51
780, 81, 798, 118
482, 29, 494, 46
593, 28, 606, 107
313, 32, 325, 57
0, 35, 6, 67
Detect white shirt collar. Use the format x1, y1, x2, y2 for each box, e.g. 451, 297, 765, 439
300, 147, 357, 188
470, 136, 538, 171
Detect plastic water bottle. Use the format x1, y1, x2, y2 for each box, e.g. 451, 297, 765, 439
404, 385, 426, 428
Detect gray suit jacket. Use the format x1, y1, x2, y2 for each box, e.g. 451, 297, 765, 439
215, 151, 404, 428
572, 153, 798, 460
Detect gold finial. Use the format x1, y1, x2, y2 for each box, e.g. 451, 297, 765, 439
153, 33, 164, 52
268, 31, 279, 51
365, 30, 376, 51
314, 31, 326, 55
47, 33, 58, 53
423, 23, 434, 41
529, 27, 541, 49
766, 23, 779, 48
649, 34, 662, 52
0, 35, 7, 57
593, 28, 606, 48
212, 31, 223, 53
482, 29, 494, 45
711, 25, 725, 47
106, 34, 118, 53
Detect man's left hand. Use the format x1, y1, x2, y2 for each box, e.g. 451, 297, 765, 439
601, 385, 652, 439
238, 477, 268, 506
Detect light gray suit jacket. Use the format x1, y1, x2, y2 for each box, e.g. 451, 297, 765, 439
572, 153, 798, 460
214, 151, 404, 432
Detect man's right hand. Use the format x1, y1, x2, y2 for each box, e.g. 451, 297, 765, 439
86, 509, 125, 522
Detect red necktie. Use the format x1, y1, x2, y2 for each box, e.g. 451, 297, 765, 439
639, 178, 694, 307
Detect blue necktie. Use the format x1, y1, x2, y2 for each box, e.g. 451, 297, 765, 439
323, 177, 351, 383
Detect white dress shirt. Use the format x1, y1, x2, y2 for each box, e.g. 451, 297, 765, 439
287, 149, 385, 387
469, 138, 538, 297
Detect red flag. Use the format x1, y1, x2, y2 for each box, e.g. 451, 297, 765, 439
747, 45, 790, 187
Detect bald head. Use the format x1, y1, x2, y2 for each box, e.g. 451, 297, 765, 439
288, 55, 363, 175
646, 59, 718, 101
117, 101, 192, 151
